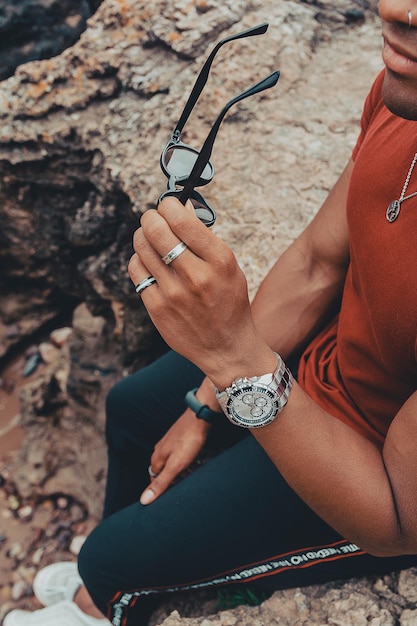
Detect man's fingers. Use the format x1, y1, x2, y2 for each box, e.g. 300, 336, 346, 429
147, 198, 223, 261
140, 461, 182, 505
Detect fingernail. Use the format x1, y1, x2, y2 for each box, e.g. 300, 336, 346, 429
185, 199, 196, 214
140, 488, 155, 505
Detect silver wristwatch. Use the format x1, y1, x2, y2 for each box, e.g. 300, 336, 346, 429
215, 353, 293, 428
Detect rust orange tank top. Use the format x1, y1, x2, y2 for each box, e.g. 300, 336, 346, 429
298, 71, 417, 447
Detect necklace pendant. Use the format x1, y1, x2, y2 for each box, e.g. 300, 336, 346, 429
386, 200, 401, 223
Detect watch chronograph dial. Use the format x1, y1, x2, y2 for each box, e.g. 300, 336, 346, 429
215, 354, 294, 429
226, 386, 279, 427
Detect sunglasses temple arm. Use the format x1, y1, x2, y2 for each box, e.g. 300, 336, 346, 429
179, 70, 280, 206
172, 23, 269, 140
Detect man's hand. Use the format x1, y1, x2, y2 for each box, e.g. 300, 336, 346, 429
140, 408, 211, 505
128, 197, 275, 390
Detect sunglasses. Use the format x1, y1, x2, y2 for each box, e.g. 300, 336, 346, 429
158, 22, 280, 227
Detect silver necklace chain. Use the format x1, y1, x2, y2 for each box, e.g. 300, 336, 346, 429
386, 152, 417, 222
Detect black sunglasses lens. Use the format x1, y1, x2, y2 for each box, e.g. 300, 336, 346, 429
158, 189, 216, 227
189, 193, 216, 226
161, 145, 214, 185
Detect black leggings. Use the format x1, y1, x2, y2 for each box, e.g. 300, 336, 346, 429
78, 351, 417, 625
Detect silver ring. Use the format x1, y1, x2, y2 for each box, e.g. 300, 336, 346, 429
408, 10, 413, 26
161, 241, 188, 265
148, 465, 158, 478
135, 276, 157, 295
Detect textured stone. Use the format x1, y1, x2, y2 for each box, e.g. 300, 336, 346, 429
400, 609, 417, 626
50, 326, 73, 346
0, 0, 379, 366
0, 0, 99, 81
398, 568, 417, 603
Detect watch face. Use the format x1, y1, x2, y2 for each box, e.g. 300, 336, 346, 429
226, 385, 279, 428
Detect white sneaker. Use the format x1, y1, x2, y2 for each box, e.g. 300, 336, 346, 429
3, 600, 110, 626
32, 562, 83, 606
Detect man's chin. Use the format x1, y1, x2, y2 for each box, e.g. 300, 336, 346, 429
382, 71, 417, 121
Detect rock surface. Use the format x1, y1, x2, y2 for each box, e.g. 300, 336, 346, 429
3, 0, 417, 625
0, 0, 101, 81
0, 0, 379, 367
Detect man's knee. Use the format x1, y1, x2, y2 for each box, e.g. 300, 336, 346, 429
105, 377, 129, 423
78, 526, 111, 611
78, 529, 99, 590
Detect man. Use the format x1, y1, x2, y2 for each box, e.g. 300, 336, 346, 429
5, 1, 417, 625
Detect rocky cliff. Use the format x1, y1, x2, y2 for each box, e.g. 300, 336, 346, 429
4, 1, 416, 625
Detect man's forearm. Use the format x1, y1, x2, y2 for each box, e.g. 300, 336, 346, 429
252, 381, 415, 557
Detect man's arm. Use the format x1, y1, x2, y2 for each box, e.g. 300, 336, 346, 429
252, 384, 417, 557
205, 158, 417, 556
217, 160, 417, 556
251, 158, 352, 358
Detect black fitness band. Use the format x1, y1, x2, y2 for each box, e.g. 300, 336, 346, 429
184, 387, 222, 424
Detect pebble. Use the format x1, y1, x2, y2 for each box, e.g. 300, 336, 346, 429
11, 579, 31, 601
7, 542, 24, 559
38, 341, 60, 364
8, 495, 20, 510
195, 0, 211, 13
50, 327, 73, 346
16, 564, 37, 585
17, 505, 33, 520
57, 496, 69, 509
40, 499, 54, 512
70, 535, 86, 555
31, 547, 45, 565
